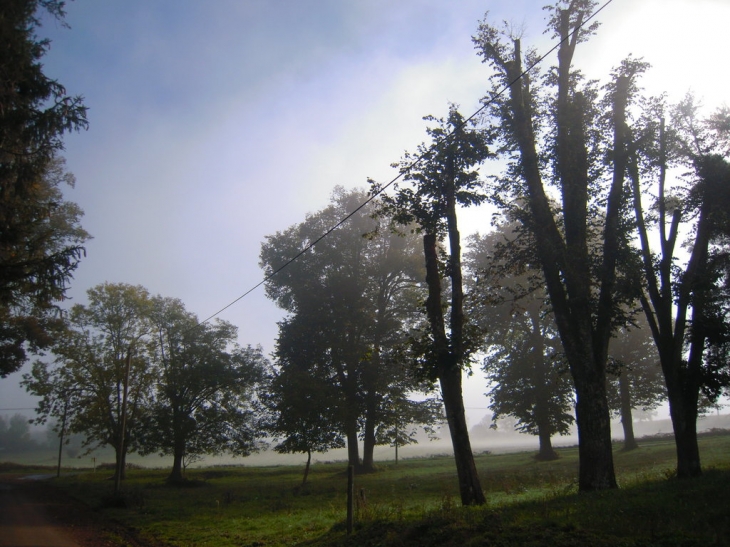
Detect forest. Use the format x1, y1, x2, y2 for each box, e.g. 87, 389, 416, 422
2, 0, 729, 525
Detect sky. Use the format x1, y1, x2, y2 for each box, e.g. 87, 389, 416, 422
2, 0, 729, 428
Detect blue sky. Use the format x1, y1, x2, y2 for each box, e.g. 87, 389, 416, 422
3, 0, 729, 422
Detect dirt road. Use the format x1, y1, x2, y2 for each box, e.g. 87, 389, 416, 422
0, 475, 147, 547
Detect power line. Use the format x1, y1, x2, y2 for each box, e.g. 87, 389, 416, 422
0, 408, 35, 412
195, 0, 615, 328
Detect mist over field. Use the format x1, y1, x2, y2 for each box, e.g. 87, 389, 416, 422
5, 412, 729, 471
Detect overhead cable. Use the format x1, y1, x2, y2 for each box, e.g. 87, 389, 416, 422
196, 0, 614, 328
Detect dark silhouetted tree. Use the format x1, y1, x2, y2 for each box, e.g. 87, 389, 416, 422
260, 188, 435, 473
474, 2, 645, 490
629, 95, 730, 476
0, 1, 89, 376
374, 105, 491, 505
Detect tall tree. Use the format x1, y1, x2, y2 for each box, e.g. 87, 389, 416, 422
0, 1, 89, 376
629, 95, 730, 476
260, 187, 433, 473
374, 105, 491, 505
141, 297, 267, 483
473, 2, 643, 490
26, 283, 155, 480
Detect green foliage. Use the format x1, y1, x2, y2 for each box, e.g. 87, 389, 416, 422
24, 283, 268, 481
140, 296, 268, 481
261, 357, 346, 457
376, 105, 492, 377
25, 283, 156, 473
0, 0, 89, 376
377, 107, 491, 235
260, 187, 437, 469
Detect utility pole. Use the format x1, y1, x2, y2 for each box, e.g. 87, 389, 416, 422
56, 396, 70, 478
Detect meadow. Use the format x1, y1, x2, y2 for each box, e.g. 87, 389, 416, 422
21, 432, 730, 546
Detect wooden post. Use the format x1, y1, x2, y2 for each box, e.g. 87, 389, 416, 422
346, 465, 354, 535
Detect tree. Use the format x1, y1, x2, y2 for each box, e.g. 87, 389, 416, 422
261, 359, 345, 485
377, 396, 444, 463
260, 187, 435, 473
26, 283, 155, 480
141, 296, 267, 482
606, 316, 665, 451
474, 2, 643, 490
0, 413, 37, 453
466, 228, 575, 461
629, 95, 730, 476
0, 1, 89, 376
374, 105, 491, 505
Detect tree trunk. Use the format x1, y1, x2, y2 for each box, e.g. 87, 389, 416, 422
667, 230, 711, 478
531, 317, 559, 461
534, 389, 559, 462
302, 449, 312, 485
168, 409, 187, 482
439, 365, 486, 505
618, 371, 638, 451
672, 411, 701, 478
572, 358, 617, 490
169, 443, 185, 483
344, 416, 361, 472
499, 32, 618, 491
664, 369, 702, 477
423, 233, 485, 506
361, 393, 377, 472
536, 425, 559, 461
113, 442, 127, 482
56, 427, 65, 478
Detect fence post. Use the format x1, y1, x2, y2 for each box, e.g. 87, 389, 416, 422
347, 465, 354, 535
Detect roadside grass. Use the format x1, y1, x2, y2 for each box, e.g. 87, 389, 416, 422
34, 432, 730, 546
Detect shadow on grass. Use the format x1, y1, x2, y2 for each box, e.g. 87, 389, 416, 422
302, 469, 730, 547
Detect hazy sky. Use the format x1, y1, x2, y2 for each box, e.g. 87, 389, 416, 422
2, 0, 729, 424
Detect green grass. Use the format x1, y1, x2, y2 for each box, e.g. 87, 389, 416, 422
38, 432, 730, 546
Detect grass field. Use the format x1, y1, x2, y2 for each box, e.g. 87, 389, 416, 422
11, 432, 730, 546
